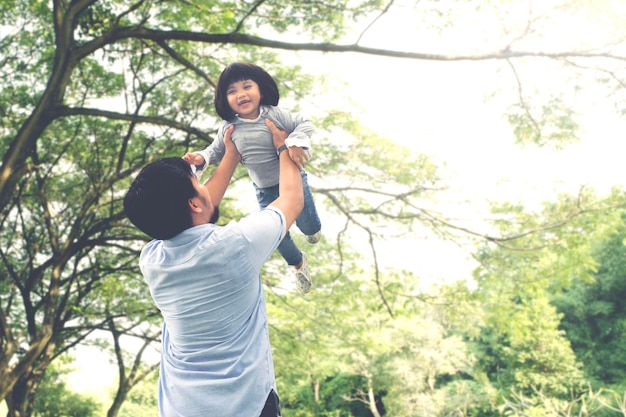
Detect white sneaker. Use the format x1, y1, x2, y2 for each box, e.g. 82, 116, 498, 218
294, 252, 312, 294
306, 231, 321, 244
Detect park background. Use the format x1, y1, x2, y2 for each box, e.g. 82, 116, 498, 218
1, 1, 626, 416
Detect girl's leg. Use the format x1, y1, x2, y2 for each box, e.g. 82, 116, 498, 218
276, 230, 312, 294
276, 232, 303, 266
255, 183, 312, 293
254, 183, 277, 210
295, 171, 322, 236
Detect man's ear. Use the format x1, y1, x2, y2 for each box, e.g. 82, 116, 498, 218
188, 197, 202, 213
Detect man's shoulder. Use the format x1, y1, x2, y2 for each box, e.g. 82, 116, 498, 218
237, 207, 285, 240
140, 224, 216, 254
139, 238, 162, 262
207, 211, 283, 245
239, 206, 284, 227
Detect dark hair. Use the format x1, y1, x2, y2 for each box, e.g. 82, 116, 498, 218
123, 157, 197, 240
214, 63, 280, 120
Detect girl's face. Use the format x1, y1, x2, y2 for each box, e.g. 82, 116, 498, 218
226, 79, 261, 119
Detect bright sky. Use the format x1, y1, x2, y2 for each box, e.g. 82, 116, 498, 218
339, 54, 625, 279
289, 0, 626, 281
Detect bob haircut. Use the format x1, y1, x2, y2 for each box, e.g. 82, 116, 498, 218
214, 63, 280, 120
123, 157, 197, 240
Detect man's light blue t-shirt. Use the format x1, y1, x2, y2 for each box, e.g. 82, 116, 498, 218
139, 207, 286, 417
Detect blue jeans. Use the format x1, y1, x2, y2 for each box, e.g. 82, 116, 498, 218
254, 170, 322, 266
259, 390, 281, 417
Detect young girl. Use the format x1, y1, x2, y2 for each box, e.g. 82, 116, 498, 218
183, 63, 322, 293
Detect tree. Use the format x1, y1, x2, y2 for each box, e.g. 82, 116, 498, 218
1, 0, 625, 415
553, 211, 626, 387
32, 356, 102, 417
117, 371, 159, 417
103, 315, 160, 417
266, 241, 488, 416
471, 189, 626, 411
1, 2, 441, 413
502, 386, 626, 417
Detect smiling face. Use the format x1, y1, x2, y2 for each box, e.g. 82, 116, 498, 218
226, 79, 262, 119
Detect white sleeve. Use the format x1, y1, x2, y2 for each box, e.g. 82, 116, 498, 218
272, 107, 314, 158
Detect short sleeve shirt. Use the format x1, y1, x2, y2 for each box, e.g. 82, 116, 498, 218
139, 207, 286, 417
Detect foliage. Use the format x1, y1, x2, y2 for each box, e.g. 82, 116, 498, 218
472, 189, 626, 412
32, 357, 102, 417
502, 385, 626, 417
117, 372, 159, 417
267, 243, 493, 416
0, 0, 625, 416
284, 373, 382, 417
507, 97, 580, 149
1, 0, 442, 414
553, 211, 626, 387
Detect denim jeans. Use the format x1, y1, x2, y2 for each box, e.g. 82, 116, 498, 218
254, 170, 322, 266
260, 390, 281, 417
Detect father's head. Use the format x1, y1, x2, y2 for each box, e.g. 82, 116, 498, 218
124, 157, 219, 240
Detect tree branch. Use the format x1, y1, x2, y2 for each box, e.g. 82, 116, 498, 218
233, 0, 268, 34
53, 105, 214, 142
356, 0, 395, 45
77, 26, 626, 63
154, 40, 216, 89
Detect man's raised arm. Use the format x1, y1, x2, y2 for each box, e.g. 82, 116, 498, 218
265, 119, 304, 231
204, 125, 240, 207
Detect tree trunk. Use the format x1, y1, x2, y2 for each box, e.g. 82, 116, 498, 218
366, 376, 382, 417
106, 386, 128, 417
311, 376, 320, 403
6, 374, 41, 417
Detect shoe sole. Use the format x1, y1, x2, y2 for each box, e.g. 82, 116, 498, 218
296, 275, 312, 293
306, 232, 321, 244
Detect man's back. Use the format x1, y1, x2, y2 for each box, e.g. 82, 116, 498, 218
140, 209, 285, 417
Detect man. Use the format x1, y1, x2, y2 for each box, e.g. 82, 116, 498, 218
123, 119, 303, 417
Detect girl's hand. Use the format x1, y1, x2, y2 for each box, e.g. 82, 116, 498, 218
182, 152, 206, 166
288, 146, 309, 170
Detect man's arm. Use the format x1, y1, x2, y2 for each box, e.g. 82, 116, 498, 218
265, 119, 304, 231
204, 125, 240, 206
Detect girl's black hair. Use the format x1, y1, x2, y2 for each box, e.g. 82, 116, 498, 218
214, 63, 280, 120
124, 157, 197, 240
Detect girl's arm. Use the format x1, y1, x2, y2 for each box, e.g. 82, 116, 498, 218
184, 124, 229, 176
270, 106, 313, 150
270, 107, 313, 168
285, 117, 313, 150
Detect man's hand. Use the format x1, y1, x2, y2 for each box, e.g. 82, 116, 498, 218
288, 146, 309, 170
222, 125, 241, 162
265, 119, 289, 149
